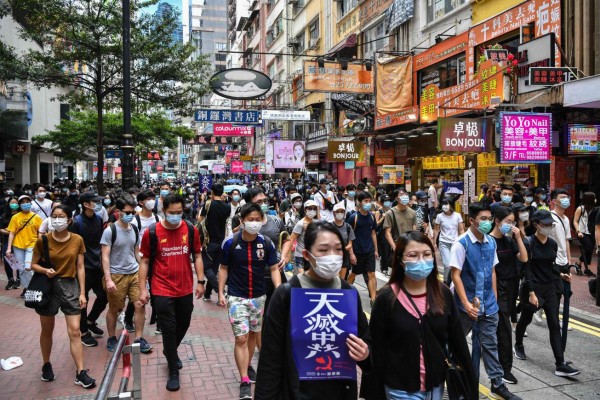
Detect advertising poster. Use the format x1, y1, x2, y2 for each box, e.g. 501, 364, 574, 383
230, 161, 246, 173
567, 124, 600, 154
273, 140, 306, 169
303, 61, 374, 94
500, 112, 552, 163
381, 165, 405, 185
265, 139, 275, 174
374, 148, 395, 165
290, 288, 358, 381
212, 164, 226, 174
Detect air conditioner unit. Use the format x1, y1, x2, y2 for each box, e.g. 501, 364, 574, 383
309, 37, 319, 49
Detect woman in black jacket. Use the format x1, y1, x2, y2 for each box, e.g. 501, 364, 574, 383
255, 220, 370, 399
367, 231, 477, 400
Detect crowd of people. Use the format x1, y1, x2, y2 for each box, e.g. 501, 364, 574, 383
0, 175, 593, 399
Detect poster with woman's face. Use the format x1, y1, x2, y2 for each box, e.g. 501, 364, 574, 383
273, 140, 305, 169
265, 139, 275, 175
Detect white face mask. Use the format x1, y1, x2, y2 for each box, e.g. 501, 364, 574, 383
537, 225, 553, 237
442, 205, 450, 213
243, 221, 262, 235
293, 202, 302, 209
134, 206, 142, 213
306, 210, 317, 219
145, 199, 156, 211
51, 217, 69, 232
308, 252, 343, 279
335, 213, 345, 221
519, 212, 529, 221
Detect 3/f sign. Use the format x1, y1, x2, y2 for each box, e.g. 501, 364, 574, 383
504, 151, 518, 160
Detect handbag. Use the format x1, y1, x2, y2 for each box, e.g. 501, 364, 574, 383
401, 287, 472, 400
24, 235, 54, 309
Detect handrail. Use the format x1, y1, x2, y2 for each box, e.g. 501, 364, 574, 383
95, 330, 131, 400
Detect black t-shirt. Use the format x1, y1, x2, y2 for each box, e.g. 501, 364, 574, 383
200, 200, 230, 245
524, 235, 559, 287
493, 235, 520, 280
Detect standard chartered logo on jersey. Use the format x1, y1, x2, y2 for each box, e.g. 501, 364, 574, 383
161, 245, 188, 257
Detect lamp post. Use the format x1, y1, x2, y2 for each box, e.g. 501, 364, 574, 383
121, 0, 135, 189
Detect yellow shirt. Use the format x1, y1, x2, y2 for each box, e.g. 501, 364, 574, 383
7, 211, 43, 249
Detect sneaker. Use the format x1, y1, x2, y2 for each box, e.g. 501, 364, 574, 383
503, 370, 518, 384
490, 383, 521, 400
166, 370, 180, 391
74, 369, 96, 389
87, 321, 104, 337
5, 279, 15, 290
533, 310, 544, 325
134, 337, 153, 354
81, 332, 98, 347
555, 363, 581, 377
41, 362, 55, 382
154, 327, 162, 335
202, 296, 212, 302
13, 279, 20, 289
513, 344, 527, 360
124, 321, 134, 332
106, 336, 118, 352
239, 381, 252, 399
247, 365, 256, 383
584, 269, 597, 278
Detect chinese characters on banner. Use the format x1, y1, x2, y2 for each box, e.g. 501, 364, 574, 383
529, 67, 579, 86
230, 161, 247, 173
290, 288, 358, 381
421, 156, 465, 170
194, 109, 260, 124
303, 61, 374, 94
327, 141, 365, 162
374, 148, 395, 165
500, 112, 552, 163
199, 175, 213, 193
567, 124, 600, 154
438, 118, 489, 152
375, 106, 419, 130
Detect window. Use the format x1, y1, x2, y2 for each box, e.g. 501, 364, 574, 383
269, 62, 276, 79
363, 21, 387, 59
426, 0, 467, 23
309, 18, 320, 40
418, 54, 466, 96
338, 0, 358, 20
215, 42, 227, 52
215, 53, 227, 62
294, 31, 305, 54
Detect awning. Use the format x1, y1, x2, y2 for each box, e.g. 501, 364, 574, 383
327, 33, 357, 59
236, 17, 248, 31
563, 74, 600, 108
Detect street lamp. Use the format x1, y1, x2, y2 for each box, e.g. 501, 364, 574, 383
121, 0, 135, 189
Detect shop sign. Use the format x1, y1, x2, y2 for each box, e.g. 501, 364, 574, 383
421, 155, 465, 170
517, 33, 555, 94
225, 150, 240, 159
230, 161, 247, 173
381, 165, 405, 184
273, 140, 306, 169
500, 112, 552, 163
374, 148, 395, 165
358, 0, 393, 27
261, 109, 311, 121
214, 124, 254, 136
414, 32, 469, 71
303, 61, 374, 95
375, 106, 418, 130
327, 140, 365, 162
11, 142, 30, 155
467, 0, 561, 77
485, 49, 509, 62
307, 153, 320, 164
438, 117, 489, 152
477, 152, 497, 167
240, 155, 253, 161
212, 164, 226, 174
529, 67, 579, 86
334, 8, 360, 43
567, 124, 600, 155
420, 60, 504, 123
376, 56, 413, 116
344, 161, 355, 170
209, 68, 272, 100
194, 109, 260, 124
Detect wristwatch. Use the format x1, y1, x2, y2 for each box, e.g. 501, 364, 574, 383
197, 279, 206, 285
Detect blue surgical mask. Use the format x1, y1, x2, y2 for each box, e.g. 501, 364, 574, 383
326, 184, 331, 191
309, 194, 315, 200
166, 213, 182, 224
383, 201, 392, 208
404, 259, 434, 281
500, 223, 512, 235
160, 190, 170, 197
525, 196, 533, 203
348, 191, 356, 198
559, 198, 570, 208
362, 203, 372, 211
122, 214, 134, 224
477, 220, 493, 234
20, 203, 32, 212
93, 203, 102, 213
540, 194, 547, 201
232, 195, 240, 202
501, 195, 512, 204
261, 204, 269, 213
400, 195, 410, 205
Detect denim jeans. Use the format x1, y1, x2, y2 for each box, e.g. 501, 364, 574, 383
460, 311, 504, 387
13, 246, 33, 287
385, 385, 444, 400
438, 241, 453, 282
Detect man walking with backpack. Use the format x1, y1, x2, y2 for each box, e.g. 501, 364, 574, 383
101, 196, 152, 354
314, 178, 335, 222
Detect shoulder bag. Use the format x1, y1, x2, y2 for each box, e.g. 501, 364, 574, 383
24, 235, 54, 309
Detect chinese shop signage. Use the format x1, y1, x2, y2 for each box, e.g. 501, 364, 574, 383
327, 141, 365, 162
500, 112, 551, 163
375, 106, 419, 130
529, 67, 579, 86
291, 289, 358, 380
438, 118, 489, 152
213, 124, 255, 136
374, 148, 395, 165
516, 33, 555, 94
567, 124, 600, 155
381, 165, 405, 184
194, 109, 260, 124
303, 61, 374, 94
421, 156, 465, 170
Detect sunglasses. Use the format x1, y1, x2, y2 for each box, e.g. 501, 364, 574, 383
121, 211, 135, 215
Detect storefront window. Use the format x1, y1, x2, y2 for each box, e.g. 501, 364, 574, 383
418, 54, 466, 95
427, 0, 467, 23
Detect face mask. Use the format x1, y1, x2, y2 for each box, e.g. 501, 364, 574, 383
134, 206, 142, 213
326, 184, 331, 191
525, 196, 533, 203
537, 225, 553, 237
476, 220, 492, 234
559, 198, 570, 208
260, 204, 269, 214
362, 203, 372, 211
232, 195, 240, 202
540, 194, 547, 201
6, 191, 13, 196
9, 203, 19, 211
145, 199, 156, 210
121, 214, 134, 224
404, 259, 434, 281
335, 212, 345, 221
103, 199, 111, 206
70, 192, 78, 196
160, 190, 170, 197
309, 252, 343, 279
306, 210, 317, 219
51, 217, 69, 232
269, 193, 274, 198
348, 191, 356, 198
501, 195, 513, 204
309, 194, 315, 200
20, 203, 32, 212
518, 212, 529, 221
37, 192, 47, 199
166, 214, 182, 225
383, 201, 392, 208
243, 221, 262, 235
500, 223, 512, 235
93, 203, 102, 213
399, 195, 410, 205
293, 202, 302, 208
442, 205, 450, 213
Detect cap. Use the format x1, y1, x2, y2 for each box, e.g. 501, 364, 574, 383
304, 200, 318, 209
290, 193, 302, 202
531, 210, 554, 224
381, 194, 391, 202
79, 191, 104, 204
415, 190, 428, 199
17, 195, 31, 203
319, 178, 329, 184
333, 202, 345, 212
511, 202, 527, 212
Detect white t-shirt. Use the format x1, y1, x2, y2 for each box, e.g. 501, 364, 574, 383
338, 198, 356, 216
31, 198, 53, 220
39, 217, 54, 234
435, 212, 463, 244
132, 213, 163, 245
549, 211, 571, 266
427, 185, 437, 208
315, 191, 335, 222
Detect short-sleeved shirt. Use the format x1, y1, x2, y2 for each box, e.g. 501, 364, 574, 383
39, 217, 54, 234
132, 213, 162, 244
314, 191, 335, 222
347, 211, 377, 255
435, 212, 463, 244
449, 230, 499, 271
383, 207, 417, 239
100, 223, 140, 274
493, 235, 520, 281
140, 222, 201, 298
524, 235, 558, 287
33, 233, 86, 278
220, 234, 278, 299
333, 221, 355, 246
200, 200, 231, 245
427, 185, 437, 208
548, 212, 571, 266
31, 198, 53, 220
7, 211, 43, 249
293, 219, 309, 258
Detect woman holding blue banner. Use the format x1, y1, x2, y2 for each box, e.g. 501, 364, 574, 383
367, 231, 477, 400
255, 220, 370, 399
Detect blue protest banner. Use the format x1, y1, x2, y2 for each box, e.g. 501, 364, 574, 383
199, 175, 213, 193
290, 288, 358, 381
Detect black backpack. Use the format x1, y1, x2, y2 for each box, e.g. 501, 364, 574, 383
147, 220, 196, 278
109, 223, 139, 246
